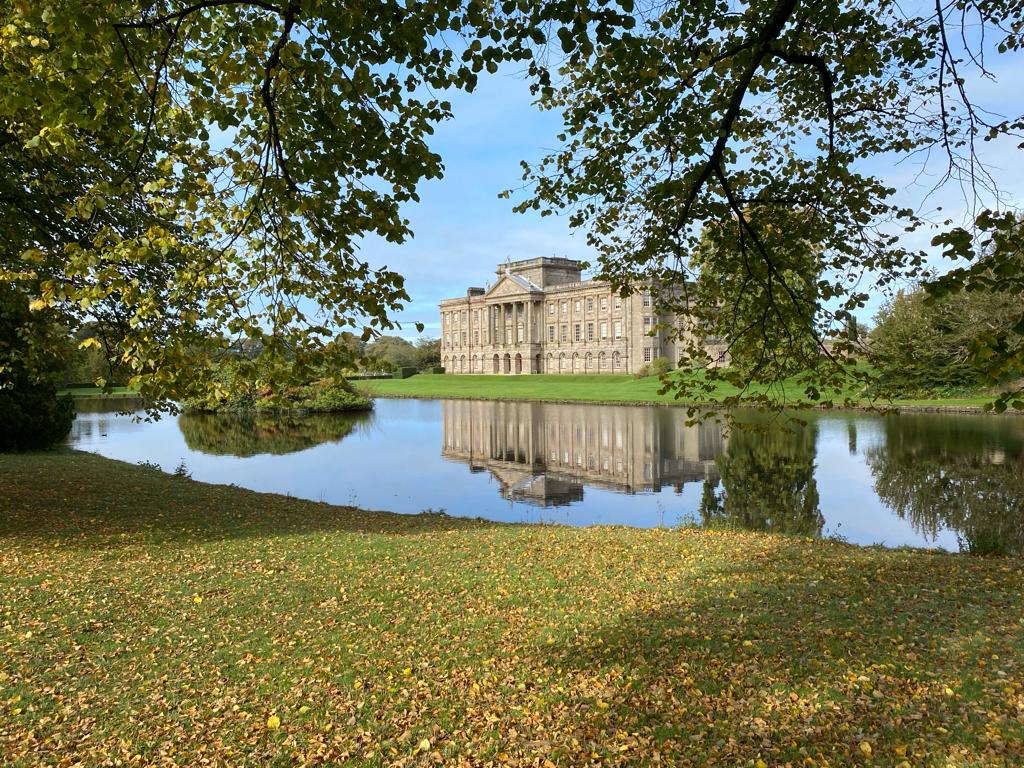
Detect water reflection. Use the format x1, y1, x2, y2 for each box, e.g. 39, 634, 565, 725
66, 398, 1024, 552
700, 419, 824, 537
866, 414, 1024, 554
439, 400, 1024, 553
441, 400, 725, 505
178, 411, 373, 457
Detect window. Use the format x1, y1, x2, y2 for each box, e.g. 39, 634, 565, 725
718, 350, 727, 363
587, 297, 594, 312
574, 300, 581, 313
586, 323, 594, 341
643, 292, 651, 308
644, 347, 652, 363
474, 331, 479, 345
517, 324, 524, 343
614, 296, 622, 309
614, 320, 622, 339
600, 322, 608, 339
506, 328, 512, 344
548, 325, 555, 342
561, 301, 568, 314
643, 316, 652, 332
462, 331, 467, 346
560, 324, 568, 342
548, 302, 555, 315
505, 307, 512, 321
574, 324, 581, 342
444, 332, 450, 347
601, 297, 608, 312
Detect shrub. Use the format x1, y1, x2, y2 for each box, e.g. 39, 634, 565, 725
295, 379, 372, 412
634, 357, 671, 379
0, 286, 75, 451
185, 373, 371, 413
649, 356, 672, 376
0, 383, 75, 452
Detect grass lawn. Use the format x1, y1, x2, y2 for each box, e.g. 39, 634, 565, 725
1, 451, 1022, 766
58, 386, 138, 398
357, 373, 996, 411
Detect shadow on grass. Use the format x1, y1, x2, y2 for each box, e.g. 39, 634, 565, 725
536, 542, 1023, 765
0, 450, 494, 544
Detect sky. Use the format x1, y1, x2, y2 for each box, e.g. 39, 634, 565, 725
353, 51, 1024, 341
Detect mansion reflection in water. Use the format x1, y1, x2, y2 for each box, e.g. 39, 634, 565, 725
440, 399, 726, 506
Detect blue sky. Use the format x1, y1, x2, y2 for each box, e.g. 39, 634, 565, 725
355, 54, 1024, 341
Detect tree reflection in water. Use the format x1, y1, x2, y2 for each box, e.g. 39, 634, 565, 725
178, 411, 373, 457
699, 418, 824, 537
866, 415, 1024, 555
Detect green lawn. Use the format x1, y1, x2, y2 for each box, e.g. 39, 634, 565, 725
58, 386, 138, 398
357, 373, 996, 410
1, 450, 1022, 766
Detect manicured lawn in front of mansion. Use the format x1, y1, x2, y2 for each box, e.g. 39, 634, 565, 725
357, 373, 995, 410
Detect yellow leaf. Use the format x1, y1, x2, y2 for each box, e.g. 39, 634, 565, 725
266, 715, 281, 729
28, 298, 47, 311
596, 700, 609, 710
858, 741, 872, 757
402, 667, 412, 676
353, 679, 363, 690
756, 760, 767, 768
417, 738, 431, 752
192, 595, 202, 604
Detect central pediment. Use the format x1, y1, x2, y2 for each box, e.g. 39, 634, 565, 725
485, 272, 542, 299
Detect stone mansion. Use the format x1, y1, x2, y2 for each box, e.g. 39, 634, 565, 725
439, 257, 723, 375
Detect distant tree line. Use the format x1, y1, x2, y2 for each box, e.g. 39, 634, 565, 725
867, 218, 1023, 403
358, 336, 440, 373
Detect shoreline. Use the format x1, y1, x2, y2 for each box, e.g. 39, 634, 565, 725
363, 389, 1018, 416
64, 384, 1021, 416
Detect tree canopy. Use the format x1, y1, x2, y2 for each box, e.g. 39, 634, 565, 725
512, 0, 1024, 408
0, 0, 539, 407
2, 0, 1022, 415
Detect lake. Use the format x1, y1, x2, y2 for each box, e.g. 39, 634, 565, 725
68, 397, 1024, 554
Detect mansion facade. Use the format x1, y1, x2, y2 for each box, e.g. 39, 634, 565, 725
440, 257, 719, 375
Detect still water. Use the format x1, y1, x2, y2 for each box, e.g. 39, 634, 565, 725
68, 398, 1024, 554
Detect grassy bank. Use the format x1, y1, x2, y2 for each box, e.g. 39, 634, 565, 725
1, 451, 1022, 766
357, 373, 995, 411
58, 386, 139, 398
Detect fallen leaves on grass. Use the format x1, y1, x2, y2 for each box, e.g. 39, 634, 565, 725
1, 451, 1022, 767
